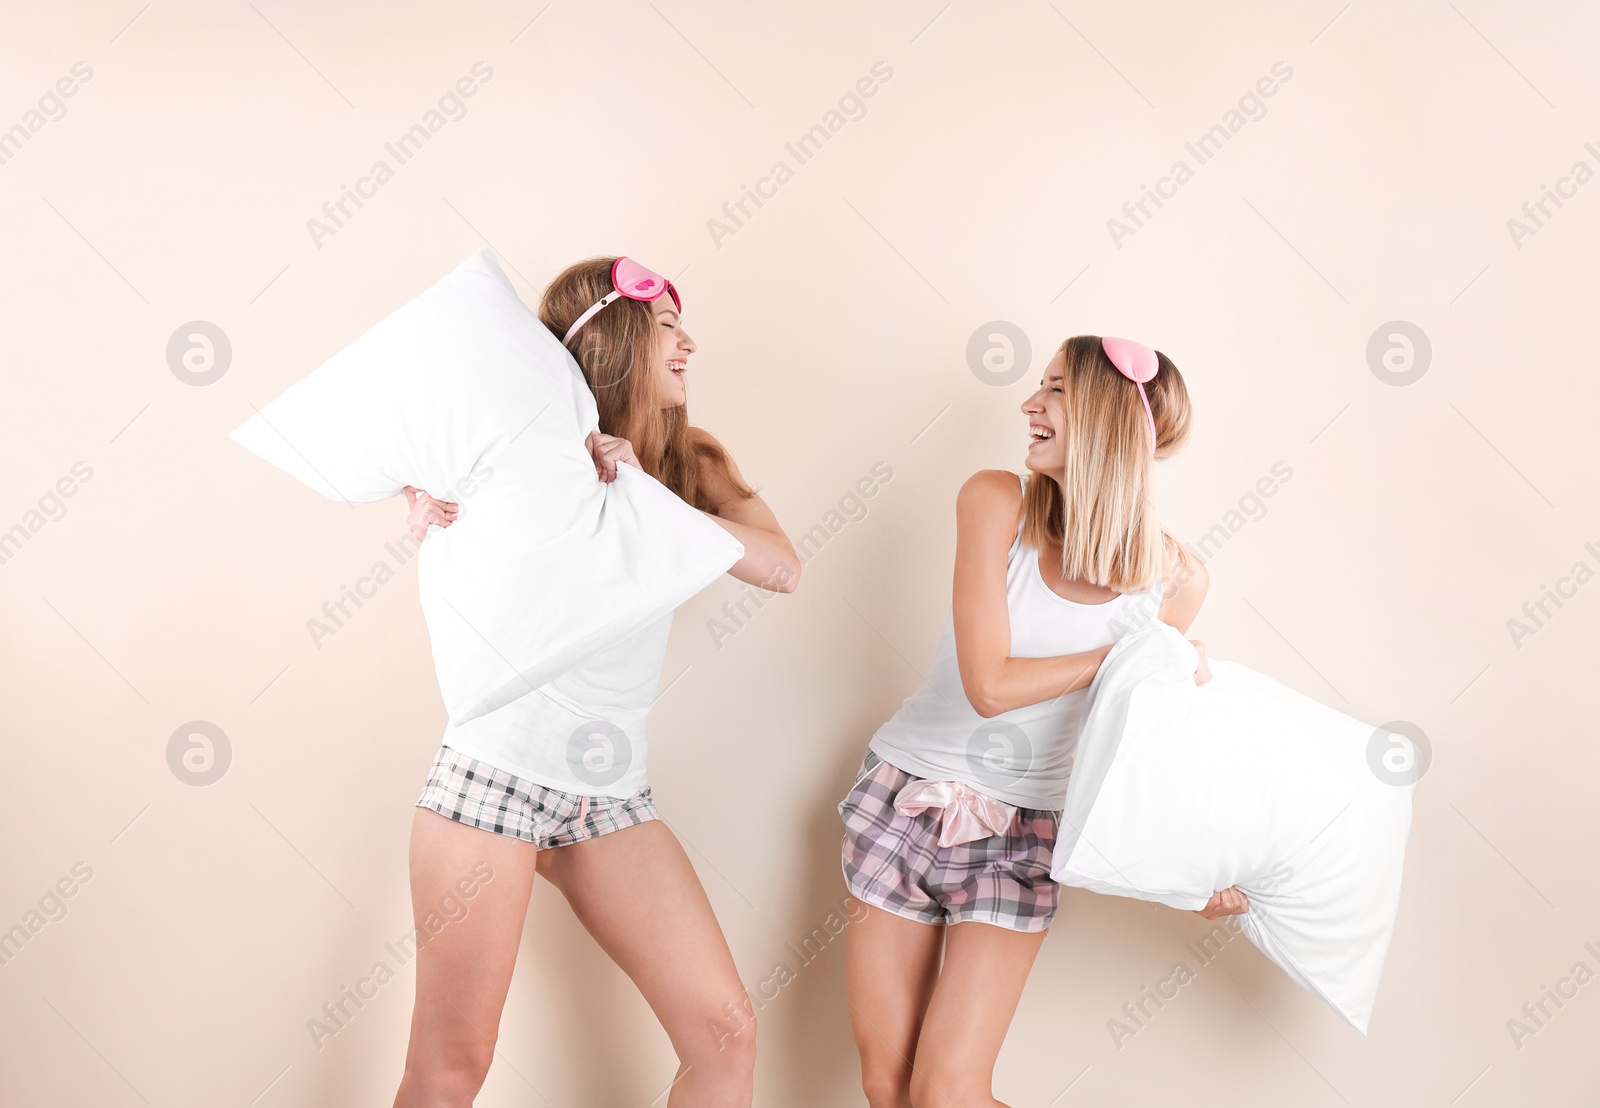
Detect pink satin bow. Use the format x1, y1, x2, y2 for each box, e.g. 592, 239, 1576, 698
894, 779, 1019, 847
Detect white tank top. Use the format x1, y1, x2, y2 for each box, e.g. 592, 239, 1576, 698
868, 472, 1165, 809
440, 610, 674, 798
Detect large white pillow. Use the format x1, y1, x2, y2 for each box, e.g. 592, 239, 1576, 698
1051, 620, 1415, 1033
230, 249, 744, 726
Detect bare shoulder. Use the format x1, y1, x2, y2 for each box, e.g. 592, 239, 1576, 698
956, 469, 1025, 538
957, 468, 1024, 509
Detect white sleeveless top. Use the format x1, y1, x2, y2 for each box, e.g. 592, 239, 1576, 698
440, 610, 674, 798
868, 472, 1165, 809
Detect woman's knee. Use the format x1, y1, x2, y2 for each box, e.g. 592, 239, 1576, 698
399, 1037, 496, 1106
908, 1073, 946, 1108
686, 999, 758, 1076
908, 1064, 984, 1108
861, 1063, 914, 1108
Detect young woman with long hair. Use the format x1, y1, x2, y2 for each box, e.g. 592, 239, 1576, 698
391, 256, 800, 1108
839, 335, 1245, 1108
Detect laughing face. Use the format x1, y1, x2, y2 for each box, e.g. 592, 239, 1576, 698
1021, 349, 1067, 474
651, 294, 695, 409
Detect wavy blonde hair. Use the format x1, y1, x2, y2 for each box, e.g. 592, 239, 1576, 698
1020, 335, 1192, 591
538, 257, 753, 513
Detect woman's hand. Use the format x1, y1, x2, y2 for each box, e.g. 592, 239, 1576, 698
1195, 886, 1248, 918
403, 486, 458, 542
586, 430, 640, 482
1191, 639, 1212, 685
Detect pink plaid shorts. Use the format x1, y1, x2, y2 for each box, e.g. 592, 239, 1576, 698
416, 744, 658, 848
837, 748, 1060, 932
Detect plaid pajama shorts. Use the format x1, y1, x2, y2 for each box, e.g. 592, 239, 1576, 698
837, 747, 1060, 932
415, 744, 659, 848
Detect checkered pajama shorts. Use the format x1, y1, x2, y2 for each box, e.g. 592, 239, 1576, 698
838, 747, 1060, 932
415, 744, 659, 848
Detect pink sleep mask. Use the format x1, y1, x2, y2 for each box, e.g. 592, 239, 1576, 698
1100, 336, 1159, 456
561, 257, 681, 345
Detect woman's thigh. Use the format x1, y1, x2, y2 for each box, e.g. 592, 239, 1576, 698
909, 921, 1047, 1106
402, 807, 540, 1071
845, 903, 944, 1102
535, 820, 752, 1058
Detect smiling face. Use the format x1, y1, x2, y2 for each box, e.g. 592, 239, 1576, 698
650, 295, 695, 409
1021, 349, 1069, 474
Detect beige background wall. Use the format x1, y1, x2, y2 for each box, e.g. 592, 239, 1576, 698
3, 1, 1597, 1104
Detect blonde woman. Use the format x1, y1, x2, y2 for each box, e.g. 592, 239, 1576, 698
839, 336, 1243, 1108
393, 258, 799, 1108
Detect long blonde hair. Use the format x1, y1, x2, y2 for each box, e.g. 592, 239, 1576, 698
538, 257, 753, 513
1020, 335, 1192, 591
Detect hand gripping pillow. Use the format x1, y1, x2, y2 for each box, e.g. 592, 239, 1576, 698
1051, 620, 1416, 1033
230, 249, 744, 726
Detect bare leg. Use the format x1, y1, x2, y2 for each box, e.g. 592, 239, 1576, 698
907, 922, 1047, 1108
845, 903, 944, 1108
536, 820, 756, 1107
393, 808, 539, 1107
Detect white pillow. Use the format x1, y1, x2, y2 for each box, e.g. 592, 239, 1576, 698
1051, 620, 1415, 1033
230, 249, 744, 726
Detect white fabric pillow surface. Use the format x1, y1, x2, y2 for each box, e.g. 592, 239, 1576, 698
230, 249, 744, 726
1051, 620, 1415, 1034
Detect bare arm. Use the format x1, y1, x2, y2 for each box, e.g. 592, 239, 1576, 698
952, 470, 1210, 718
952, 470, 1111, 717
695, 431, 801, 593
